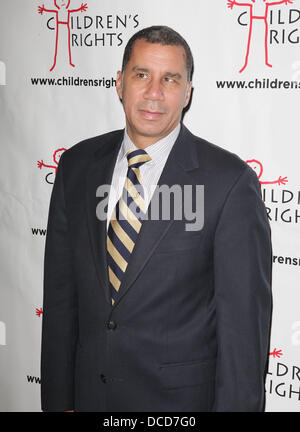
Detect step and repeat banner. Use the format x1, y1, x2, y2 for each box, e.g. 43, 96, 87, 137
0, 0, 299, 412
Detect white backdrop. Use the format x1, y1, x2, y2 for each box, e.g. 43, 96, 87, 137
0, 0, 299, 412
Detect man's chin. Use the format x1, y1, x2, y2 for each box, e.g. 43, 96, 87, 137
134, 129, 170, 141
132, 122, 175, 139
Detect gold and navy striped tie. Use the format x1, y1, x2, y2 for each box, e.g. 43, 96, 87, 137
107, 148, 152, 306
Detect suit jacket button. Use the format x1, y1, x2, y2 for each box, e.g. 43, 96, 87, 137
100, 374, 107, 383
107, 320, 117, 330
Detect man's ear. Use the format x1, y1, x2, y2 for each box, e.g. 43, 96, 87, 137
183, 81, 192, 108
116, 70, 123, 101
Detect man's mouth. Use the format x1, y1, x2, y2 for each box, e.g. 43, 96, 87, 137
139, 109, 165, 120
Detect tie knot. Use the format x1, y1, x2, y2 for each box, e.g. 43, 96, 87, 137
126, 149, 152, 169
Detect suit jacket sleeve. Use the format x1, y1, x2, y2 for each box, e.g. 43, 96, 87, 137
213, 165, 272, 411
40, 151, 78, 411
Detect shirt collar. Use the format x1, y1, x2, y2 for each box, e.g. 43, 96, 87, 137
120, 123, 181, 166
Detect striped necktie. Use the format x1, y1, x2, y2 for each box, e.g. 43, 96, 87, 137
107, 148, 152, 306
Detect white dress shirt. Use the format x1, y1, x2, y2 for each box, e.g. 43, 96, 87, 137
106, 123, 181, 228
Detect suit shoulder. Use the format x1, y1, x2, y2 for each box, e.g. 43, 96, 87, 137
193, 133, 247, 173
187, 127, 255, 175
184, 127, 257, 189
62, 129, 123, 162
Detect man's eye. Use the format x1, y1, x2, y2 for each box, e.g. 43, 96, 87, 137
137, 73, 148, 79
164, 77, 175, 83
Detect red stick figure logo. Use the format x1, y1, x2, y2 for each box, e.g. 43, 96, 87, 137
37, 147, 66, 184
269, 348, 283, 358
246, 159, 288, 186
38, 1, 88, 71
35, 307, 43, 317
227, 0, 294, 73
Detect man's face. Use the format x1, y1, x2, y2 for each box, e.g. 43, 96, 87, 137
116, 39, 192, 147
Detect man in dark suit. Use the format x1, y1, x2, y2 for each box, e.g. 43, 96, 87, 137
41, 26, 272, 412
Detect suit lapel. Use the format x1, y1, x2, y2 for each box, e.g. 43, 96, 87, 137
112, 124, 200, 308
86, 130, 123, 305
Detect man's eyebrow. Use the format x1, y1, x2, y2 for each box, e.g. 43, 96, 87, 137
132, 66, 149, 73
164, 72, 182, 80
131, 67, 182, 80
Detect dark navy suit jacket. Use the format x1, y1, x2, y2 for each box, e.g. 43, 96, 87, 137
41, 124, 272, 411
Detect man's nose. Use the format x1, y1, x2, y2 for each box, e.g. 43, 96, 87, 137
143, 78, 164, 101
